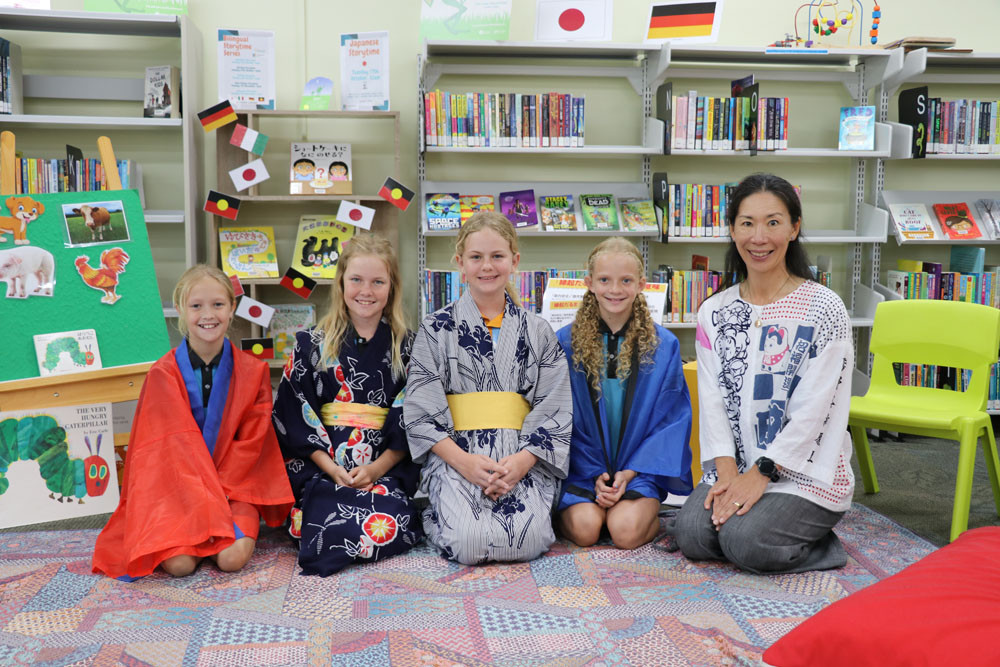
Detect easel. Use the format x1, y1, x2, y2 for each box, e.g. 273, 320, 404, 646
0, 130, 153, 413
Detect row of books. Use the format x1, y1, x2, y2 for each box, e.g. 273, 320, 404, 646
426, 190, 658, 233
10, 155, 136, 195
889, 200, 1000, 242
670, 92, 789, 152
0, 37, 20, 114
885, 251, 1000, 308
923, 98, 1000, 155
422, 90, 585, 148
423, 268, 587, 315
658, 182, 738, 238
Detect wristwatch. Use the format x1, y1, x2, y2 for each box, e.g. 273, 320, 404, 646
754, 457, 781, 482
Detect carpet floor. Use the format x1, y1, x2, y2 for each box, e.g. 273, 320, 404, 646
0, 505, 933, 667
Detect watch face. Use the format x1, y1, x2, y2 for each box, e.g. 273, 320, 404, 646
756, 457, 778, 480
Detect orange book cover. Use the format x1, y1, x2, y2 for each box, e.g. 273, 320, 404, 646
933, 202, 982, 240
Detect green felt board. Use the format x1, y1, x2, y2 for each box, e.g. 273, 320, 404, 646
0, 189, 169, 382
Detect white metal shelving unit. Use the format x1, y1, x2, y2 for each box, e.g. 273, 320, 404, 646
0, 7, 203, 280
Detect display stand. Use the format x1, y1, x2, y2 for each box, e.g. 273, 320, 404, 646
0, 130, 156, 409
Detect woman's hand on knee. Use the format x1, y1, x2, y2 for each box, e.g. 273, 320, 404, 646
710, 471, 769, 529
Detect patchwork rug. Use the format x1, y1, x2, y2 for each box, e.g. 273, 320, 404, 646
0, 504, 933, 667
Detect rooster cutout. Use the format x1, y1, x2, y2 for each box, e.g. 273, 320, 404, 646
75, 248, 130, 304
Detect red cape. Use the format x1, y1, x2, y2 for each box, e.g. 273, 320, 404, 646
92, 342, 293, 578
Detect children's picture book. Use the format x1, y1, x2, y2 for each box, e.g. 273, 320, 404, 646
499, 189, 538, 228
269, 303, 317, 360
425, 193, 461, 231
459, 194, 495, 225
974, 199, 1000, 237
33, 328, 102, 377
218, 226, 279, 278
619, 198, 659, 233
838, 106, 876, 151
888, 203, 939, 241
289, 143, 352, 195
0, 402, 119, 529
143, 65, 179, 118
933, 202, 983, 240
579, 193, 620, 231
539, 194, 577, 231
949, 245, 986, 274
291, 215, 356, 279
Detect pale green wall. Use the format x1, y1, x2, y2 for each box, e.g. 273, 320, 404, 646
26, 0, 1000, 344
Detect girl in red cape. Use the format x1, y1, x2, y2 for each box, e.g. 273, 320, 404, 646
92, 265, 293, 579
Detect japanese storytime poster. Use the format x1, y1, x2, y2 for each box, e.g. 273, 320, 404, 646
340, 31, 390, 111
0, 402, 119, 529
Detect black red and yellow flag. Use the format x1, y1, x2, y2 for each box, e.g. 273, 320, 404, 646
203, 190, 241, 220
280, 267, 317, 299
240, 337, 275, 359
647, 2, 718, 40
378, 176, 415, 211
198, 100, 238, 132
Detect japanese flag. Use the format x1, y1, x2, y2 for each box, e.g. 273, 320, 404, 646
535, 0, 612, 41
336, 200, 375, 230
235, 295, 275, 328
229, 158, 270, 192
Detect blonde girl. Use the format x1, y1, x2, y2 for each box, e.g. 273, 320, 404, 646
404, 211, 573, 565
557, 237, 693, 550
272, 234, 423, 576
93, 265, 293, 579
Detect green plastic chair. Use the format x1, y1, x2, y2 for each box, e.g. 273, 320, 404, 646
850, 299, 1000, 542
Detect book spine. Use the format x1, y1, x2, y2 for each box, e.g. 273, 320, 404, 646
528, 94, 536, 147
781, 97, 789, 149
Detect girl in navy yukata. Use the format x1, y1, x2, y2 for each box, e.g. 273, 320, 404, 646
272, 234, 422, 576
557, 237, 693, 550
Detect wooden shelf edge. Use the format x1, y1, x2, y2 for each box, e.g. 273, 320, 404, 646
0, 362, 153, 411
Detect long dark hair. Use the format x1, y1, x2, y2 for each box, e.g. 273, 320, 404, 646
719, 172, 814, 290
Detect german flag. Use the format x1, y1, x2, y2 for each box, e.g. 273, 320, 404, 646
240, 337, 274, 359
378, 176, 415, 211
203, 190, 241, 220
280, 267, 317, 299
647, 1, 718, 40
198, 100, 238, 132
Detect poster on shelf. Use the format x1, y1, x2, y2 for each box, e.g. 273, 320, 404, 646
218, 29, 276, 110
419, 0, 512, 41
340, 31, 390, 111
300, 76, 333, 111
1, 1, 50, 8
83, 0, 186, 13
535, 0, 612, 42
0, 402, 119, 530
539, 278, 667, 330
645, 0, 724, 45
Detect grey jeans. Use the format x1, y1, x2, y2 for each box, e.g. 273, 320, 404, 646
672, 483, 847, 574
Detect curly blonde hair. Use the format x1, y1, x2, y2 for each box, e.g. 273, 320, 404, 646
571, 238, 659, 392
455, 210, 521, 306
316, 233, 408, 380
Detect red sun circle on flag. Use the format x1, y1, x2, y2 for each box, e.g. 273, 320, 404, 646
248, 305, 262, 318
242, 168, 256, 181
349, 209, 363, 221
559, 8, 586, 31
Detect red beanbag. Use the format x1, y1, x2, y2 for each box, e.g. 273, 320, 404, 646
764, 527, 1000, 667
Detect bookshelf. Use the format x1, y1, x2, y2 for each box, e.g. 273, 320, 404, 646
0, 7, 203, 312
210, 108, 401, 369
416, 40, 664, 318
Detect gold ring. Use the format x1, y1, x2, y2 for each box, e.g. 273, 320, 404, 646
733, 501, 743, 509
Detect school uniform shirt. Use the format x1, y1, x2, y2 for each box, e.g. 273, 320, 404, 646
695, 281, 855, 512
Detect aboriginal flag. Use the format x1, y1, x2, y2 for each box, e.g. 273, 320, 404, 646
378, 176, 415, 211
280, 267, 317, 299
198, 100, 238, 132
240, 337, 275, 360
647, 1, 718, 40
204, 190, 241, 220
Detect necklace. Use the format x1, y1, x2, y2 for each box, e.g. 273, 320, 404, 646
742, 274, 793, 327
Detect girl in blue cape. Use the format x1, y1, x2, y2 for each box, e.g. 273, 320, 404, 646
557, 237, 693, 549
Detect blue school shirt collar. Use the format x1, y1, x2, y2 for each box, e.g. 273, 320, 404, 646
175, 338, 233, 457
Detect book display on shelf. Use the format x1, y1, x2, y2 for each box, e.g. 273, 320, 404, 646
289, 142, 351, 195
1, 36, 22, 114
538, 195, 577, 231
291, 215, 355, 279
924, 97, 1000, 155
459, 194, 494, 225
269, 303, 316, 360
579, 194, 618, 232
662, 183, 734, 238
838, 106, 876, 151
425, 192, 461, 231
888, 203, 939, 241
933, 202, 984, 240
671, 90, 782, 152
218, 226, 279, 279
620, 198, 659, 233
974, 199, 1000, 237
499, 189, 538, 228
143, 66, 180, 119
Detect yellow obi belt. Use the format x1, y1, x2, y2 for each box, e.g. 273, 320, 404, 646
321, 402, 389, 430
447, 392, 530, 431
